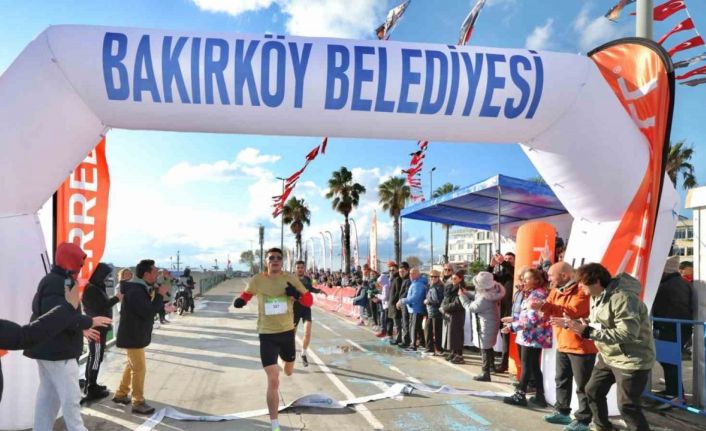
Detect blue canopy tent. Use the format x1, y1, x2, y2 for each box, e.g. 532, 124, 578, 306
401, 174, 568, 254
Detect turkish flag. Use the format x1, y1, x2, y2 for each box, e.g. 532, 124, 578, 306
657, 18, 694, 45
654, 0, 686, 21
668, 35, 705, 57
676, 64, 706, 80
680, 77, 706, 86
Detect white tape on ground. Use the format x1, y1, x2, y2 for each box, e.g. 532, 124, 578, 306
136, 382, 510, 430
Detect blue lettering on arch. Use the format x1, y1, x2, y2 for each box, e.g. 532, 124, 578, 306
162, 36, 190, 104
261, 40, 286, 108
375, 47, 395, 112
133, 35, 161, 103
234, 39, 260, 106
325, 44, 350, 110
420, 49, 448, 115
526, 55, 544, 119
289, 42, 312, 108
352, 45, 375, 112
461, 52, 483, 116
398, 48, 422, 114
204, 38, 230, 105
504, 55, 531, 119
102, 32, 129, 100
191, 37, 201, 104
444, 48, 460, 116
479, 53, 506, 118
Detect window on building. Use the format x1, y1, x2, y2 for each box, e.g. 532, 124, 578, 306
687, 228, 693, 239
478, 243, 491, 264
687, 247, 694, 256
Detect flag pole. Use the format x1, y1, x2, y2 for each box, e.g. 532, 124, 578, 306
636, 0, 654, 40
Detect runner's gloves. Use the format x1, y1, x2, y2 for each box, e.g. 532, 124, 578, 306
233, 297, 246, 308
285, 282, 301, 300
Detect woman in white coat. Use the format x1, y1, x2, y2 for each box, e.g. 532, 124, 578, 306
460, 271, 505, 381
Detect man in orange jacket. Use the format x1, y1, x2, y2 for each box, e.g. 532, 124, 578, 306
532, 262, 597, 431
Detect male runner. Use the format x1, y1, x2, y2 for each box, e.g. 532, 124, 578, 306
233, 248, 313, 431
293, 260, 321, 367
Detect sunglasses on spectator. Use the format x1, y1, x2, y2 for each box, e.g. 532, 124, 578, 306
431, 276, 440, 278
267, 255, 283, 261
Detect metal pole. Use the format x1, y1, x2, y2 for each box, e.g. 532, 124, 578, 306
636, 0, 654, 40
319, 232, 327, 270
350, 218, 360, 268
497, 184, 502, 254
430, 167, 436, 269
276, 177, 285, 251
325, 231, 334, 271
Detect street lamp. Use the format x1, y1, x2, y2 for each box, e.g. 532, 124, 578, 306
275, 176, 285, 252
430, 166, 436, 270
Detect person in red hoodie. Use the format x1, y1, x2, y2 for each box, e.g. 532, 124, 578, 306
531, 262, 597, 431
24, 242, 111, 431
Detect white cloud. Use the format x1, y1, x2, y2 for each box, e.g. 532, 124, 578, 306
161, 147, 279, 185
573, 5, 631, 53
281, 0, 384, 38
487, 0, 517, 9
190, 0, 385, 39
236, 147, 281, 165
191, 0, 276, 16
525, 19, 554, 51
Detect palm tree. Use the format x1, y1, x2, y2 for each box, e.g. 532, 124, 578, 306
326, 167, 366, 274
433, 183, 460, 263
667, 140, 697, 189
282, 196, 311, 260
378, 177, 410, 265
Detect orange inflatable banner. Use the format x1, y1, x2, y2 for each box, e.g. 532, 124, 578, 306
509, 222, 556, 377
55, 138, 111, 288
589, 39, 674, 294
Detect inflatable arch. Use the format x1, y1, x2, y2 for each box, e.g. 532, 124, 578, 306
0, 26, 678, 428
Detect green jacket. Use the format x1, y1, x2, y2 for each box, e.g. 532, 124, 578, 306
588, 273, 655, 370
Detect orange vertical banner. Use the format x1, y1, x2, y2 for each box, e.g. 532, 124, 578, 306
589, 39, 674, 293
55, 138, 110, 289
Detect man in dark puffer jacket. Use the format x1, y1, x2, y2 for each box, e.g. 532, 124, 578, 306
24, 242, 111, 431
82, 262, 123, 401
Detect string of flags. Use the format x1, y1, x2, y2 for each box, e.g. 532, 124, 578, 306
403, 141, 429, 203
271, 137, 328, 218
375, 0, 411, 40
605, 0, 706, 86
458, 0, 487, 45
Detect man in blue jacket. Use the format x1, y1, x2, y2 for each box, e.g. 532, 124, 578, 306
401, 267, 428, 351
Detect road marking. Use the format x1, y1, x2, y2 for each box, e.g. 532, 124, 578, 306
388, 365, 423, 384
345, 339, 368, 352
319, 323, 340, 336
295, 335, 385, 430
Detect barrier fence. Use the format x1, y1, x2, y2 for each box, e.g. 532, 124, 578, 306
199, 274, 227, 295
313, 285, 360, 319
646, 317, 706, 415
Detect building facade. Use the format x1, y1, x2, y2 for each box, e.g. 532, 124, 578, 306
446, 227, 496, 265
673, 218, 694, 263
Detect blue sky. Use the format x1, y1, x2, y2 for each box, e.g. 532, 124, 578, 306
1, 0, 704, 270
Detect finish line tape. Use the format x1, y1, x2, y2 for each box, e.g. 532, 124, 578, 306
137, 382, 511, 430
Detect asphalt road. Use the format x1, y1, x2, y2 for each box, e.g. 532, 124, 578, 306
40, 278, 702, 431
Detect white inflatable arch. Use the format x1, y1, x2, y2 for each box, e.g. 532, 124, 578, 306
0, 26, 678, 428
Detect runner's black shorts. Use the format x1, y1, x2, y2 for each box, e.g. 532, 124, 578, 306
293, 304, 312, 325
259, 329, 296, 367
